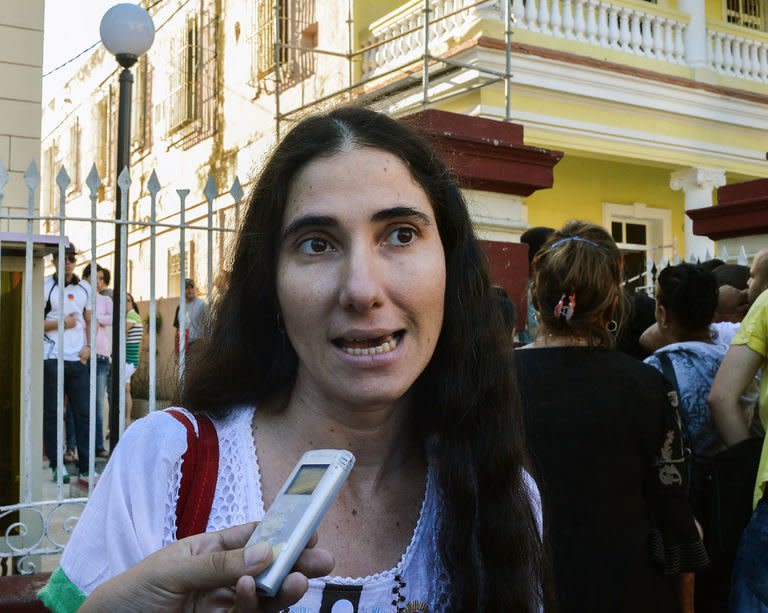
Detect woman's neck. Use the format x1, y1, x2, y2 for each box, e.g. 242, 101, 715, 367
528, 329, 594, 348
260, 388, 422, 492
665, 327, 713, 345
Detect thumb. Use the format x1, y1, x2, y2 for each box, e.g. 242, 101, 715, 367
158, 541, 273, 593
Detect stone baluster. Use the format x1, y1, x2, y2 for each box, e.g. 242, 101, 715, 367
619, 7, 631, 50
630, 11, 642, 53
674, 22, 685, 63
713, 31, 724, 71
723, 34, 734, 74
641, 14, 654, 57
512, 0, 526, 27
433, 3, 445, 37
608, 6, 620, 49
663, 19, 674, 62
551, 0, 563, 36
526, 0, 539, 31
653, 16, 664, 59
574, 0, 586, 40
586, 0, 597, 44
749, 42, 760, 79
759, 44, 767, 81
539, 0, 551, 34
732, 35, 743, 75
562, 0, 574, 37
742, 39, 753, 77
596, 3, 608, 47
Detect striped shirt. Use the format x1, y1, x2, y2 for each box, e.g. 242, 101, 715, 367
125, 309, 143, 366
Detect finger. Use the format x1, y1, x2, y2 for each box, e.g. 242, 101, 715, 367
185, 522, 259, 556
192, 586, 237, 611
262, 572, 310, 613
156, 541, 273, 593
233, 575, 261, 611
292, 547, 334, 579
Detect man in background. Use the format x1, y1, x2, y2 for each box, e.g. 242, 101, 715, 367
81, 263, 112, 458
43, 245, 92, 483
173, 278, 209, 353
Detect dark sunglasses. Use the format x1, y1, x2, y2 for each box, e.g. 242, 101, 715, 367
54, 254, 76, 263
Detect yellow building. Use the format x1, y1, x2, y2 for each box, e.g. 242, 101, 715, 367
358, 0, 768, 276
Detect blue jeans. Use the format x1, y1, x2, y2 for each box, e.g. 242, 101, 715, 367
43, 359, 91, 474
95, 356, 109, 451
730, 497, 768, 611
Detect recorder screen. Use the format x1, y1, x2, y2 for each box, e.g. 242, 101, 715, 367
285, 464, 328, 495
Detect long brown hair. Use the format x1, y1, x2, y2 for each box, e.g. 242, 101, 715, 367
183, 107, 551, 611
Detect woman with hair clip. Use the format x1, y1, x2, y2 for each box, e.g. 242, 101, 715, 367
516, 221, 707, 613
40, 107, 549, 612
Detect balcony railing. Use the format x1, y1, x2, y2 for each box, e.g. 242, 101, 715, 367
708, 21, 768, 81
512, 0, 688, 64
362, 0, 768, 86
362, 0, 494, 79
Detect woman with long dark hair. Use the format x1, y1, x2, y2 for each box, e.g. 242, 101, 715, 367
41, 107, 548, 612
516, 221, 707, 613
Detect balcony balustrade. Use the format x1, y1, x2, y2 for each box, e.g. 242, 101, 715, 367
362, 0, 768, 86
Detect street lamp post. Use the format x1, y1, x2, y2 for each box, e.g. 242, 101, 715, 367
100, 4, 154, 451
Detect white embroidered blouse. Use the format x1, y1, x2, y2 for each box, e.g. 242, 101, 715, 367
59, 407, 541, 612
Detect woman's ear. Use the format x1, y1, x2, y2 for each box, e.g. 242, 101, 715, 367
656, 303, 668, 329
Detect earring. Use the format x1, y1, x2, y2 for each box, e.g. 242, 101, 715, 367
606, 320, 618, 333
276, 311, 285, 333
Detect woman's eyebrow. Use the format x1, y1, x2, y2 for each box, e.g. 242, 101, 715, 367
371, 206, 432, 225
281, 215, 338, 241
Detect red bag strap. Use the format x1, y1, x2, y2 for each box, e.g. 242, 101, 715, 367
167, 409, 219, 539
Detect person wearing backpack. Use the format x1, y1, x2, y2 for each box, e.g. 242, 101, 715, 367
644, 263, 740, 612
43, 244, 93, 484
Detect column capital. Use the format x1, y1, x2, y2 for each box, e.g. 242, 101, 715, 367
670, 167, 727, 194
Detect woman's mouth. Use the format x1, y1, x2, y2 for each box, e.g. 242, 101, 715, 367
333, 331, 404, 356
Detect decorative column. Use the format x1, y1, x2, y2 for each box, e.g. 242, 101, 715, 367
678, 0, 707, 68
670, 167, 726, 261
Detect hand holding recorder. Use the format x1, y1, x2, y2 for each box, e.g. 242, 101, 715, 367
80, 521, 334, 613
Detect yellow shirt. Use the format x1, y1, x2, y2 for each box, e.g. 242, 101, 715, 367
732, 289, 768, 507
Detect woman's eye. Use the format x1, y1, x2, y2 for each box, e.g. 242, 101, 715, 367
386, 227, 416, 246
298, 237, 333, 254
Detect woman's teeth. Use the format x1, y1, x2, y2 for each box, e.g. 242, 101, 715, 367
340, 334, 399, 356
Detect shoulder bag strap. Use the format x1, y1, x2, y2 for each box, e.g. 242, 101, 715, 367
167, 409, 220, 539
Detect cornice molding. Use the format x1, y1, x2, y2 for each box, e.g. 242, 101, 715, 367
402, 109, 563, 197
688, 177, 768, 240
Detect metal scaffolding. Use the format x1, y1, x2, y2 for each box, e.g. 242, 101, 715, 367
269, 0, 515, 138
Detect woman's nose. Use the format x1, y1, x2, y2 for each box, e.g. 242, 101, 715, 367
338, 248, 384, 312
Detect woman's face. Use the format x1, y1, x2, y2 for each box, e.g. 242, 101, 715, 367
276, 146, 446, 410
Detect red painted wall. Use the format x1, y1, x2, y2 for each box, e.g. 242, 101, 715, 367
480, 240, 530, 331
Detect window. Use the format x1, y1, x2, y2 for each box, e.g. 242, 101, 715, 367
168, 14, 199, 131
68, 118, 80, 194
727, 0, 765, 29
94, 95, 112, 199
131, 56, 152, 152
43, 144, 57, 233
251, 0, 316, 89
167, 11, 217, 146
603, 202, 673, 295
253, 0, 282, 80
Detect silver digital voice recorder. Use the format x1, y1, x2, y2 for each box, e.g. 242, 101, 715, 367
246, 449, 355, 596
